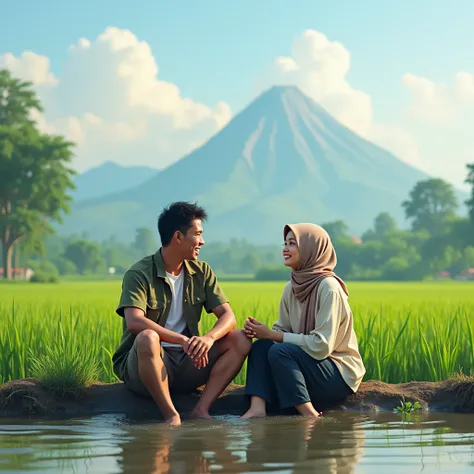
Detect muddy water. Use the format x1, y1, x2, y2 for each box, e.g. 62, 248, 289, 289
1, 412, 474, 473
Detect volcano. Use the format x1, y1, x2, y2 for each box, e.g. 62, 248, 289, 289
62, 85, 429, 243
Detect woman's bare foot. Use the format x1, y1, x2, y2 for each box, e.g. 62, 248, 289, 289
165, 414, 182, 427
295, 402, 321, 418
241, 395, 267, 419
241, 409, 266, 419
301, 411, 322, 418
190, 408, 213, 420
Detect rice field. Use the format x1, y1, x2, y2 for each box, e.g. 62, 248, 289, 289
1, 280, 474, 387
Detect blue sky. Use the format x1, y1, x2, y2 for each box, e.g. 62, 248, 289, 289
2, 0, 474, 187
3, 0, 473, 113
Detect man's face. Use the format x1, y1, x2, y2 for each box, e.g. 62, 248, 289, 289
180, 219, 205, 260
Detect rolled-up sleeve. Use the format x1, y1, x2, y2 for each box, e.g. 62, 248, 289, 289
116, 270, 148, 317
282, 290, 342, 360
203, 264, 229, 313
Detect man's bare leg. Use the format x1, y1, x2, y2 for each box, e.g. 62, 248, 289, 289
136, 329, 181, 426
192, 330, 252, 418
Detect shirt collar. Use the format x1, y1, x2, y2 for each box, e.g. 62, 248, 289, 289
153, 248, 196, 278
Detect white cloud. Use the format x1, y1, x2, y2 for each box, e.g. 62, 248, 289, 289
0, 27, 231, 172
455, 72, 474, 100
402, 71, 474, 124
402, 73, 456, 124
258, 29, 420, 167
0, 51, 58, 86
266, 30, 373, 136
369, 123, 420, 167
399, 71, 474, 188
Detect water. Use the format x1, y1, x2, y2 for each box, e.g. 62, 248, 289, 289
1, 412, 474, 473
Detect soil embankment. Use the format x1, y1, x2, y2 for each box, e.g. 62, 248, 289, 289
1, 378, 473, 419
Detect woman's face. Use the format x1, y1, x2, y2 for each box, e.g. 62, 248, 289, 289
283, 230, 300, 270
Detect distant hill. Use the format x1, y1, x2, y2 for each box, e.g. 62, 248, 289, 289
72, 161, 159, 202
60, 86, 461, 243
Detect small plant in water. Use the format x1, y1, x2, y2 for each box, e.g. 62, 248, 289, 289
394, 399, 422, 414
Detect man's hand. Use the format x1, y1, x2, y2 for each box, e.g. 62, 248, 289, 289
244, 317, 273, 339
193, 352, 209, 370
179, 336, 209, 369
184, 335, 215, 362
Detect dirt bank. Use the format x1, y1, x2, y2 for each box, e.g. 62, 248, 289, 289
1, 377, 473, 419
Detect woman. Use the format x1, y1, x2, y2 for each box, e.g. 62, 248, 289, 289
242, 223, 366, 418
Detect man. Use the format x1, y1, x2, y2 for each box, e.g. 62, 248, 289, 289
112, 201, 251, 426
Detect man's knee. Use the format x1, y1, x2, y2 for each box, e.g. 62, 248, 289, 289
221, 329, 252, 355
135, 329, 161, 358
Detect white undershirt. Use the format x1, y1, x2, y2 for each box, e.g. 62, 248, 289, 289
161, 270, 187, 348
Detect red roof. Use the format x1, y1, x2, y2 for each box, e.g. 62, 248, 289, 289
0, 268, 26, 275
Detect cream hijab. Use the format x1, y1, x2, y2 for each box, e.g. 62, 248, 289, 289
284, 223, 348, 335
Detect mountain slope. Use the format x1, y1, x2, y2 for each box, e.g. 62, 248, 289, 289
72, 161, 159, 202
61, 86, 436, 242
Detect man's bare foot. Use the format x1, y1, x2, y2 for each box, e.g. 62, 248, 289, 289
190, 408, 213, 420
241, 409, 266, 419
165, 414, 182, 427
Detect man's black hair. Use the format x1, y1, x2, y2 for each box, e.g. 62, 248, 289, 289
158, 201, 208, 246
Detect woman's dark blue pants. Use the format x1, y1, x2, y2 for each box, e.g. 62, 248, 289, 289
245, 339, 353, 412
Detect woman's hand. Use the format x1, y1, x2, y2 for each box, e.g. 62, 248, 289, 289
244, 317, 257, 338
244, 317, 273, 339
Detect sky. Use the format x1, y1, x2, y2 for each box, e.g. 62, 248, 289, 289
1, 0, 474, 189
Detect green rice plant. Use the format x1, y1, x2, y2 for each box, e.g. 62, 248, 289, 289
28, 312, 101, 396
29, 345, 100, 397
1, 280, 474, 387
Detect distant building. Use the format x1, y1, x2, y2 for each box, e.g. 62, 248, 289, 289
459, 268, 474, 281
0, 268, 34, 280
435, 271, 451, 280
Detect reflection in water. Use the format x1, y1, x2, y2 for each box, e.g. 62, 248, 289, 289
1, 412, 474, 473
116, 417, 327, 473
118, 418, 251, 473
244, 416, 365, 473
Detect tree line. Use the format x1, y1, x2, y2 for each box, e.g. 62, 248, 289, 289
2, 68, 474, 281
1, 230, 281, 281
254, 172, 474, 281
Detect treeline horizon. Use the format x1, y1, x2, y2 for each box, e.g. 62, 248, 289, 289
3, 164, 474, 283
2, 68, 474, 282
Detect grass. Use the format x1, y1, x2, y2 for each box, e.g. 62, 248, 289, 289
28, 318, 101, 397
1, 280, 474, 391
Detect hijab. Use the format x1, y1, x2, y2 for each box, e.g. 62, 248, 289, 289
284, 223, 348, 334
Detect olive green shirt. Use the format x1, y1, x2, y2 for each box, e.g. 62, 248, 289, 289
112, 249, 229, 381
